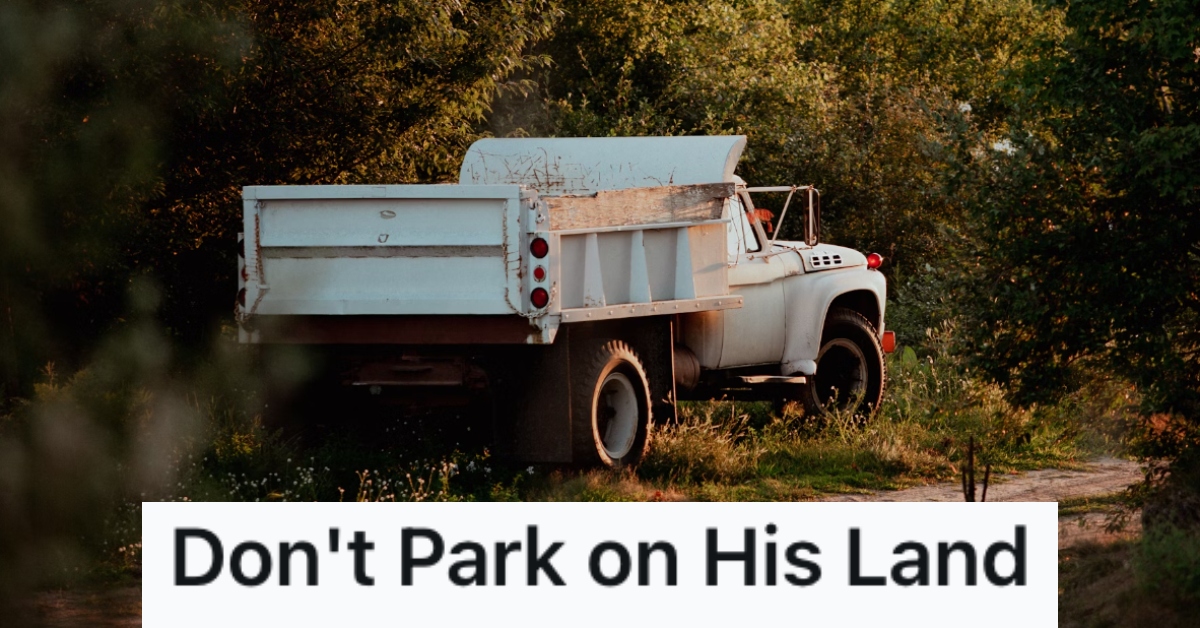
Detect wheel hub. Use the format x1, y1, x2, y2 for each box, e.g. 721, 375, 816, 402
597, 372, 638, 459
813, 338, 868, 411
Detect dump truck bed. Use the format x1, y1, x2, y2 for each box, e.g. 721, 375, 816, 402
242, 184, 528, 317
238, 181, 742, 345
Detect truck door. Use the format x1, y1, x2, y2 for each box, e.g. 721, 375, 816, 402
719, 194, 786, 368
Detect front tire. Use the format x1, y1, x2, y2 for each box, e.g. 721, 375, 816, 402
572, 340, 652, 468
802, 307, 886, 419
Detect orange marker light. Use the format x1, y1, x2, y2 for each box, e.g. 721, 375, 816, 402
882, 331, 896, 353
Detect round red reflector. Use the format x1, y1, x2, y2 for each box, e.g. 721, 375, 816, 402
531, 287, 549, 308
530, 237, 549, 259
533, 266, 546, 281
866, 253, 883, 269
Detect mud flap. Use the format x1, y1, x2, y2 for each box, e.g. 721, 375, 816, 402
498, 327, 575, 463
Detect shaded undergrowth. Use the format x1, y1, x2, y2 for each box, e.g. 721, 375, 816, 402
2, 334, 1136, 582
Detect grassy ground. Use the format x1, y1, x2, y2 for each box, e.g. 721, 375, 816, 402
141, 344, 1134, 505
9, 338, 1189, 627
2, 341, 1138, 587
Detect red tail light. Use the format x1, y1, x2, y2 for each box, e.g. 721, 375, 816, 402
530, 237, 549, 259
530, 287, 549, 308
532, 266, 546, 282
866, 253, 883, 269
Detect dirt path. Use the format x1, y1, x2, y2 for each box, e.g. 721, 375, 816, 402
27, 458, 1143, 625
824, 457, 1141, 503
823, 456, 1144, 548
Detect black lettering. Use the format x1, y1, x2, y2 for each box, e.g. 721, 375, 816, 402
280, 541, 318, 586
765, 524, 778, 585
230, 542, 272, 586
706, 528, 756, 585
495, 541, 521, 586
349, 531, 375, 585
449, 541, 487, 586
526, 526, 565, 586
401, 528, 442, 585
637, 542, 677, 586
938, 541, 977, 586
765, 540, 778, 586
849, 529, 886, 586
891, 542, 929, 586
984, 526, 1026, 586
589, 542, 632, 586
783, 541, 821, 586
175, 528, 223, 586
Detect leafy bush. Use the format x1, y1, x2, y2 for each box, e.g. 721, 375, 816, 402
1136, 523, 1200, 605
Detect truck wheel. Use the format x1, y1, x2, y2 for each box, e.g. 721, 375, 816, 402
572, 340, 652, 468
802, 307, 886, 419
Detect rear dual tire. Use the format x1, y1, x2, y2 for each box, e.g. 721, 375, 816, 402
572, 340, 652, 468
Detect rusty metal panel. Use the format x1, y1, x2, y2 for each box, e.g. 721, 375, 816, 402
459, 136, 747, 195
558, 296, 742, 323
544, 182, 733, 231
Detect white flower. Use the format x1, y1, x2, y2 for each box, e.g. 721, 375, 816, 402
957, 101, 972, 113
991, 139, 1016, 155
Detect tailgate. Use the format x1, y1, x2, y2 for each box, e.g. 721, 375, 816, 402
242, 184, 527, 316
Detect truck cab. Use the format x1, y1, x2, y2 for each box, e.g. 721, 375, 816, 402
678, 173, 889, 416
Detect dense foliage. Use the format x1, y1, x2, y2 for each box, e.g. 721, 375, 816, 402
965, 0, 1200, 422
1, 0, 1198, 609
0, 0, 558, 392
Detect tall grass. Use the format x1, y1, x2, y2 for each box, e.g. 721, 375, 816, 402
0, 322, 1137, 587
632, 324, 1135, 500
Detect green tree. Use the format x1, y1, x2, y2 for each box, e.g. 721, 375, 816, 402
0, 0, 560, 396
964, 0, 1200, 457
533, 0, 1057, 341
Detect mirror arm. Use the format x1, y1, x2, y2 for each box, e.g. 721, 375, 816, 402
767, 186, 797, 249
807, 187, 821, 246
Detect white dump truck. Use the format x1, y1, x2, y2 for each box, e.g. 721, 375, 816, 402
237, 136, 894, 467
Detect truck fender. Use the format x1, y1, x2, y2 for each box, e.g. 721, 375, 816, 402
781, 269, 886, 376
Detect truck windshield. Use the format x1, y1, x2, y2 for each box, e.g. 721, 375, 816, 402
726, 195, 762, 256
